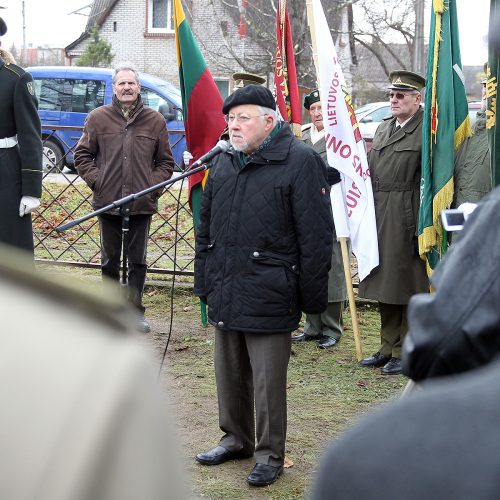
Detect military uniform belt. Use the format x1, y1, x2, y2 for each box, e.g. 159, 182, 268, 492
374, 180, 420, 192
0, 136, 18, 148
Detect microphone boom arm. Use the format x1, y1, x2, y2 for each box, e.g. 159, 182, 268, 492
56, 162, 212, 233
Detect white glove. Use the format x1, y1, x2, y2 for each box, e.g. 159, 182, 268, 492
458, 202, 478, 221
183, 150, 193, 167
19, 196, 40, 217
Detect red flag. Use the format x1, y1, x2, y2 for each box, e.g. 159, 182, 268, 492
274, 0, 301, 137
238, 0, 247, 39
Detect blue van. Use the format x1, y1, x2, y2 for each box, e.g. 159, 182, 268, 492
26, 66, 185, 171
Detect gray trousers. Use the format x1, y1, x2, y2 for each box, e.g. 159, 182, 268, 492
304, 301, 344, 340
214, 328, 291, 467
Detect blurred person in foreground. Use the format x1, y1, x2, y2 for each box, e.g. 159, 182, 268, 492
292, 89, 345, 349
358, 70, 429, 375
0, 16, 43, 256
311, 188, 500, 500
193, 85, 333, 486
75, 63, 174, 333
0, 244, 187, 500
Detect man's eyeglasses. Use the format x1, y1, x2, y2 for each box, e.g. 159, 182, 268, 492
388, 92, 419, 100
224, 113, 268, 124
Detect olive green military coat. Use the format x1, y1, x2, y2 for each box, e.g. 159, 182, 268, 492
358, 108, 428, 304
302, 126, 347, 302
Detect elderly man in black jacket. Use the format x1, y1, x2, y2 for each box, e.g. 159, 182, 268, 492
194, 85, 333, 487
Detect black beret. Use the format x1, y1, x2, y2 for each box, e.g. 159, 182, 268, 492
304, 89, 320, 109
222, 84, 276, 114
0, 17, 7, 37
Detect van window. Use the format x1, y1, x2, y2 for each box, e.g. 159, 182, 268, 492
33, 78, 64, 111
33, 78, 105, 113
141, 87, 182, 121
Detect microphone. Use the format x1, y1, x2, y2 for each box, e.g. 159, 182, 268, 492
190, 140, 231, 169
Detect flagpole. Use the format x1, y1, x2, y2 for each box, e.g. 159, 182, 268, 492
306, 0, 363, 361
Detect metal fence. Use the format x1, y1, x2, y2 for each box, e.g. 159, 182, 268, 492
35, 126, 196, 277
35, 126, 359, 285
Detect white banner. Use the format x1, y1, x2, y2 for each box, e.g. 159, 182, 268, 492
311, 0, 379, 281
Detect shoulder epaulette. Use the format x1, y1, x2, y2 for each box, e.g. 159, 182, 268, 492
4, 63, 25, 78
382, 115, 393, 122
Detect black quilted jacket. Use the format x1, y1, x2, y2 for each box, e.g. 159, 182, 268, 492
194, 123, 334, 333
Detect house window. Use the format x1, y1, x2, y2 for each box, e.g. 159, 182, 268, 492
215, 79, 230, 100
147, 0, 173, 33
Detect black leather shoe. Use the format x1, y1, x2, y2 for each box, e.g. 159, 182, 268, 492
291, 332, 318, 342
195, 446, 253, 465
381, 357, 402, 375
247, 463, 283, 487
136, 318, 151, 333
359, 352, 390, 368
317, 336, 338, 349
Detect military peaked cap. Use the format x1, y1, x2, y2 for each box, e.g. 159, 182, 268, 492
0, 17, 7, 37
388, 70, 426, 91
232, 72, 266, 89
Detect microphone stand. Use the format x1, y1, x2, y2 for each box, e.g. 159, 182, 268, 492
56, 162, 213, 292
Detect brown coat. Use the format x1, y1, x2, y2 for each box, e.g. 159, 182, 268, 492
75, 96, 174, 215
358, 108, 428, 304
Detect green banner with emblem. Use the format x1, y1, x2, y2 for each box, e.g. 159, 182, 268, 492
487, 0, 500, 185
418, 0, 472, 274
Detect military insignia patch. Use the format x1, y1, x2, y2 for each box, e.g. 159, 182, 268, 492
27, 82, 34, 95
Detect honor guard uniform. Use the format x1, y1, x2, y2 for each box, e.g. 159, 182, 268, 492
0, 16, 43, 254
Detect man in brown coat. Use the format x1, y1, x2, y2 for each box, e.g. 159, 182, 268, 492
75, 63, 174, 332
358, 71, 428, 375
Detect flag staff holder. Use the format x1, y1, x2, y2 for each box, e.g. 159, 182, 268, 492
55, 163, 213, 295
306, 0, 363, 361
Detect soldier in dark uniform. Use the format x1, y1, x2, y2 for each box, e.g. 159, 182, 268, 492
358, 71, 429, 375
293, 90, 346, 349
0, 16, 43, 255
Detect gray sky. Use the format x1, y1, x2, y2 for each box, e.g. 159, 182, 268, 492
0, 0, 490, 65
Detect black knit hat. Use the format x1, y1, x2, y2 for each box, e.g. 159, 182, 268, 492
222, 84, 276, 114
0, 17, 7, 37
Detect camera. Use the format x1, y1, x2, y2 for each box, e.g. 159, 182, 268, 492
441, 203, 478, 232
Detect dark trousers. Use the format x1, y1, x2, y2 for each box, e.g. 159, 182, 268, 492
379, 302, 408, 359
98, 213, 151, 313
214, 329, 291, 468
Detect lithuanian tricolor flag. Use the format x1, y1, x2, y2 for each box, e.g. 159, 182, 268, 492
418, 0, 472, 274
173, 0, 226, 227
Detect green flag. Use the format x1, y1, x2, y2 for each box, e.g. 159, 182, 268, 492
418, 0, 472, 274
487, 0, 500, 185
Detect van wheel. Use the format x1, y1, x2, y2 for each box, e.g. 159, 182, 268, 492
43, 140, 64, 173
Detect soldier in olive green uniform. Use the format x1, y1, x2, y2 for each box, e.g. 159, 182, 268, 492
293, 90, 346, 349
0, 17, 43, 255
359, 71, 428, 375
